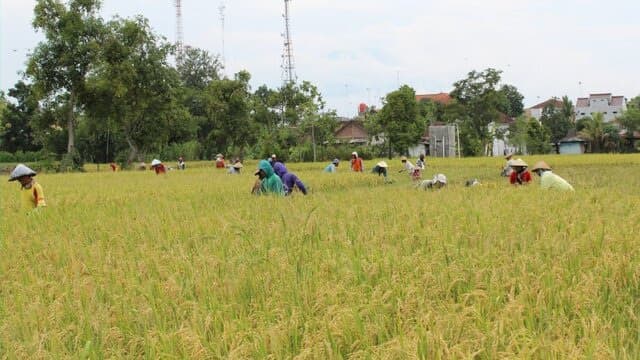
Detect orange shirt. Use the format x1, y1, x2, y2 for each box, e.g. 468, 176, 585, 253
351, 157, 363, 172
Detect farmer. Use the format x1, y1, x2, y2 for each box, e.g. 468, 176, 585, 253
272, 160, 288, 178
228, 160, 243, 174
269, 154, 277, 165
509, 158, 531, 185
350, 151, 363, 172
8, 164, 46, 210
215, 154, 226, 169
501, 153, 515, 177
415, 154, 426, 171
109, 162, 118, 172
252, 159, 285, 196
324, 158, 340, 173
177, 156, 186, 170
417, 173, 447, 190
531, 161, 574, 191
150, 159, 166, 175
399, 156, 421, 181
371, 161, 389, 180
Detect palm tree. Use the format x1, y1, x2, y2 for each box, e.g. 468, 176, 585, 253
561, 95, 575, 123
579, 112, 606, 152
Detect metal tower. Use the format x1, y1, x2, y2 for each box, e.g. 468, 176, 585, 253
219, 3, 226, 71
175, 0, 184, 65
281, 0, 296, 85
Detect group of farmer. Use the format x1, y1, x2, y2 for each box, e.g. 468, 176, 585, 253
8, 150, 575, 211
503, 154, 574, 191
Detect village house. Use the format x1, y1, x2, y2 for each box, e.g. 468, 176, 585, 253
575, 93, 626, 122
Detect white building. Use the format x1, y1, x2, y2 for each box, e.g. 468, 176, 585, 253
525, 98, 564, 120
575, 93, 626, 122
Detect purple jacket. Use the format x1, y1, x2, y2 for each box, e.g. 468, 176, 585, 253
272, 161, 288, 178
282, 172, 307, 195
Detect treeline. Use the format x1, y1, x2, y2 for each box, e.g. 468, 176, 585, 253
2, 1, 639, 169
0, 0, 342, 169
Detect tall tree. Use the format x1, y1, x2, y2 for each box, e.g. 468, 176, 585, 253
85, 16, 188, 161
26, 0, 104, 158
618, 95, 640, 152
366, 85, 423, 158
561, 95, 575, 123
540, 104, 571, 153
0, 81, 41, 152
526, 118, 551, 154
177, 47, 222, 90
450, 68, 506, 155
498, 84, 524, 118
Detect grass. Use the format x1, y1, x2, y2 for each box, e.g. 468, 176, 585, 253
1, 154, 640, 358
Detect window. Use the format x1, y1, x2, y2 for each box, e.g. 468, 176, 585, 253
613, 111, 618, 114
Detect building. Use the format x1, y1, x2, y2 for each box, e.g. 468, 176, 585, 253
575, 93, 626, 122
333, 120, 368, 145
415, 92, 453, 105
559, 136, 586, 154
525, 98, 564, 120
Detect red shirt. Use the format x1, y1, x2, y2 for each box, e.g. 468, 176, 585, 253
154, 164, 166, 174
351, 157, 363, 172
510, 170, 531, 185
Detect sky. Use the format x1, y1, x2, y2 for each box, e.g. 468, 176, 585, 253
1, 0, 639, 117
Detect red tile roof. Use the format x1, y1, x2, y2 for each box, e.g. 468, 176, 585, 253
529, 98, 563, 110
611, 96, 625, 106
416, 92, 452, 105
576, 98, 589, 107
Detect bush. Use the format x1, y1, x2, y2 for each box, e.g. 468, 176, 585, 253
0, 151, 15, 163
158, 141, 203, 161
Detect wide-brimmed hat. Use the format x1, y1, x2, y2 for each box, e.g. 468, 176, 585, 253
151, 159, 162, 166
332, 158, 340, 164
510, 158, 527, 167
216, 153, 223, 158
400, 156, 407, 161
233, 162, 244, 169
376, 161, 388, 168
271, 154, 277, 158
505, 153, 514, 160
8, 164, 36, 181
531, 161, 551, 171
434, 173, 447, 184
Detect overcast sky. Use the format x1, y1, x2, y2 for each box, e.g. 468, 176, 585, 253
2, 0, 639, 117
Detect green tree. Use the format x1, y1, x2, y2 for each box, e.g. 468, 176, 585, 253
177, 47, 222, 89
0, 81, 41, 153
450, 68, 507, 156
85, 16, 188, 162
498, 84, 524, 118
366, 85, 424, 158
540, 103, 571, 153
561, 95, 575, 123
578, 112, 606, 153
507, 115, 530, 154
526, 119, 551, 154
201, 71, 254, 158
618, 95, 640, 152
27, 0, 105, 159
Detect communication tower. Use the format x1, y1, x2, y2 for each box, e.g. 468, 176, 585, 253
281, 0, 296, 85
175, 0, 184, 65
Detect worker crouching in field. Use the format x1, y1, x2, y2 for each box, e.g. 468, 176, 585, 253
509, 158, 531, 185
228, 160, 243, 174
371, 161, 393, 183
324, 158, 339, 173
150, 159, 166, 175
417, 173, 447, 190
9, 164, 46, 210
252, 160, 285, 196
531, 161, 574, 191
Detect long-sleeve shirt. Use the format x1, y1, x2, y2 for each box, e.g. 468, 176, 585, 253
540, 171, 574, 191
282, 172, 308, 195
351, 157, 363, 172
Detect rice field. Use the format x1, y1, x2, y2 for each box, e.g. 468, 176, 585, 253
1, 154, 640, 358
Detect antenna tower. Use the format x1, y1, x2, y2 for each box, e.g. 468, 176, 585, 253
175, 0, 184, 65
219, 3, 226, 71
281, 0, 296, 85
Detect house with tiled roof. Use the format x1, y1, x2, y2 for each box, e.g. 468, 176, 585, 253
415, 92, 453, 105
525, 98, 564, 120
575, 93, 626, 122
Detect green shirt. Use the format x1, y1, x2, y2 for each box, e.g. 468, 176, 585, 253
540, 171, 574, 191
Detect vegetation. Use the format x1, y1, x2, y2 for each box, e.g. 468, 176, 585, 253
2, 154, 640, 358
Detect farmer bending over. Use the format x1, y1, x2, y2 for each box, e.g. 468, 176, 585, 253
9, 164, 46, 210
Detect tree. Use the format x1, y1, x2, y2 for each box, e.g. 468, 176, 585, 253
366, 85, 424, 158
177, 47, 222, 89
498, 84, 524, 118
201, 71, 254, 158
578, 112, 606, 153
27, 0, 105, 160
84, 16, 188, 162
526, 118, 551, 154
560, 95, 575, 123
618, 95, 640, 152
508, 115, 530, 154
0, 81, 41, 153
450, 68, 507, 156
540, 103, 571, 153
